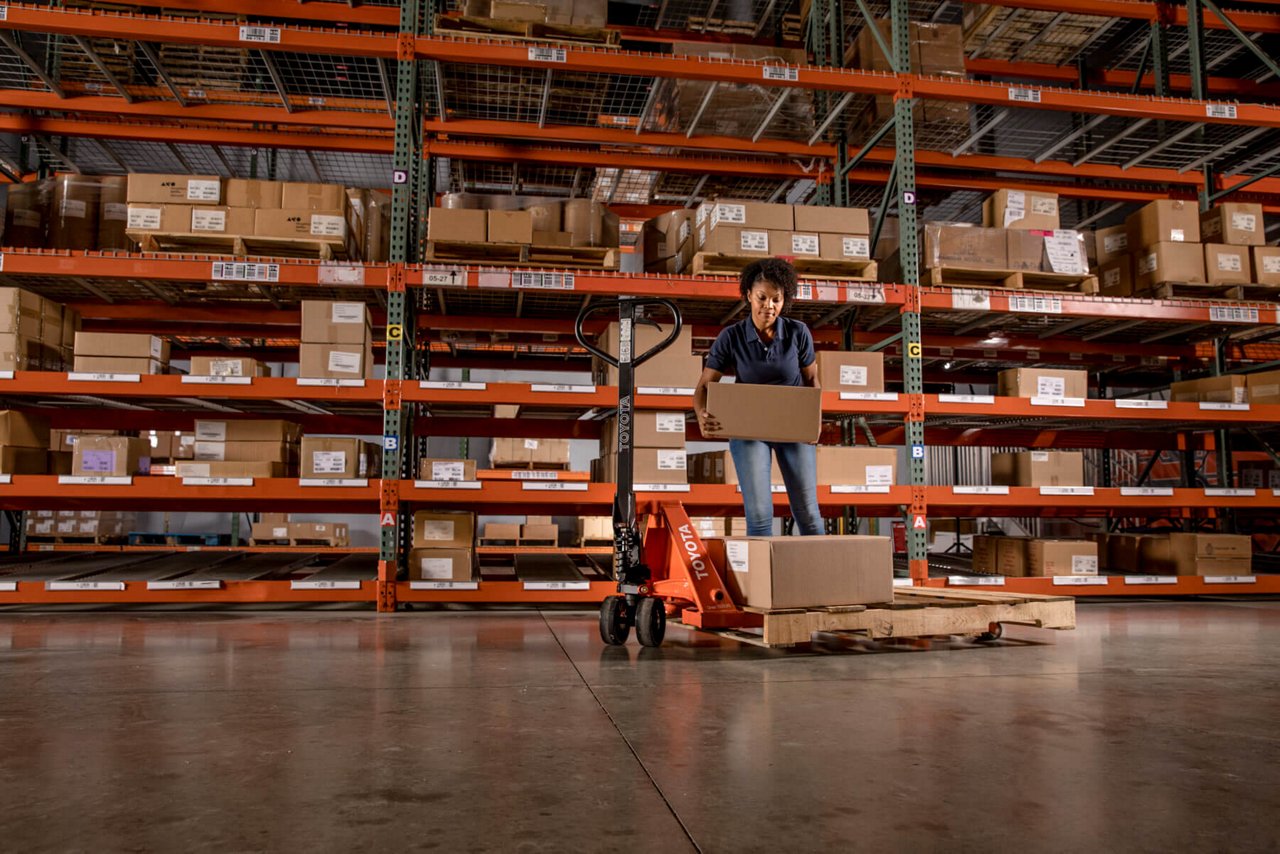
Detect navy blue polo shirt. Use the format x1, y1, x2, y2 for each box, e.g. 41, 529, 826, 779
705, 315, 815, 386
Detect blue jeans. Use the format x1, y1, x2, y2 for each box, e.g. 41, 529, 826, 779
729, 440, 824, 537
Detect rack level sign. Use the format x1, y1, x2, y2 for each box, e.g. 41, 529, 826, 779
148, 580, 222, 590
46, 581, 127, 592
411, 581, 480, 591
529, 46, 566, 62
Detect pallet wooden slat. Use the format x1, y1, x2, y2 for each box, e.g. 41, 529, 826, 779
435, 15, 620, 46
128, 231, 345, 261
424, 240, 619, 271
691, 252, 878, 280
923, 266, 1099, 294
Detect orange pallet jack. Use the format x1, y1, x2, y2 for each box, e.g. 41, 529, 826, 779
576, 297, 761, 646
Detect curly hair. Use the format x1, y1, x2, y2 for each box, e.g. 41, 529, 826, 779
739, 257, 799, 306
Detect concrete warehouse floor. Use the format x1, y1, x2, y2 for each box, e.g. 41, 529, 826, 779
0, 601, 1277, 852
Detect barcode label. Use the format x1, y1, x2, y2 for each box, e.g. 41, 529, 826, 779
239, 25, 281, 43
1206, 103, 1238, 119
522, 482, 588, 491
212, 261, 279, 282
763, 66, 799, 81
1209, 305, 1259, 323
1009, 87, 1041, 103
845, 283, 886, 304
1009, 294, 1063, 314
529, 46, 567, 63
1120, 487, 1174, 496
0, 8, 8, 20
951, 289, 991, 311
513, 271, 574, 290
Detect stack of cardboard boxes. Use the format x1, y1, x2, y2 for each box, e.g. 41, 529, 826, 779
188, 355, 270, 379
177, 419, 301, 479
4, 176, 130, 251
25, 509, 137, 542
299, 436, 381, 480
411, 510, 476, 581
851, 20, 968, 129
491, 438, 571, 470
597, 411, 687, 486
977, 535, 1099, 577
991, 367, 1088, 487
520, 515, 558, 545
460, 0, 606, 28
1168, 364, 1280, 407
146, 430, 194, 468
924, 191, 1090, 278
72, 435, 151, 477
640, 210, 696, 275
591, 320, 702, 391
0, 410, 49, 475
1, 287, 77, 372
665, 43, 815, 139
250, 513, 351, 546
690, 200, 873, 269
300, 300, 374, 380
427, 199, 620, 257
73, 332, 169, 375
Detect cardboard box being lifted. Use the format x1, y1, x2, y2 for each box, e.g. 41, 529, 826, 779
816, 351, 884, 393
706, 535, 893, 609
991, 451, 1084, 487
705, 383, 822, 443
998, 368, 1088, 399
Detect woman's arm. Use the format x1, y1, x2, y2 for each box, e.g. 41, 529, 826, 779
801, 361, 819, 388
694, 366, 725, 437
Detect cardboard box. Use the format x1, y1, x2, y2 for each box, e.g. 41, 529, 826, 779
0, 334, 37, 372
280, 182, 347, 211
194, 441, 297, 464
0, 288, 44, 339
72, 356, 165, 375
490, 437, 571, 467
49, 428, 116, 452
998, 368, 1088, 399
414, 510, 476, 549
255, 209, 347, 241
792, 205, 869, 235
700, 225, 772, 257
700, 199, 793, 232
1094, 225, 1130, 264
73, 435, 150, 476
971, 535, 996, 574
984, 189, 1060, 230
1204, 243, 1252, 285
563, 199, 619, 248
601, 411, 686, 455
300, 301, 372, 345
283, 522, 348, 544
224, 179, 283, 209
1237, 461, 1280, 489
1200, 203, 1264, 246
1027, 540, 1098, 577
483, 523, 522, 542
0, 446, 47, 474
520, 523, 558, 542
1253, 246, 1280, 285
125, 173, 222, 205
175, 461, 288, 478
526, 515, 552, 526
815, 446, 897, 486
487, 210, 534, 244
97, 176, 129, 250
1098, 257, 1134, 297
815, 351, 884, 393
1127, 199, 1201, 247
123, 202, 187, 233
923, 223, 1006, 270
576, 516, 612, 542
597, 449, 688, 484
705, 383, 821, 443
299, 342, 373, 379
419, 458, 478, 481
1246, 369, 1280, 405
1170, 375, 1247, 405
1156, 533, 1252, 576
48, 175, 99, 251
705, 535, 893, 609
427, 208, 487, 243
410, 548, 474, 581
996, 537, 1030, 577
195, 420, 301, 443
642, 210, 694, 262
251, 521, 293, 541
688, 450, 781, 485
0, 410, 50, 448
74, 331, 169, 362
594, 322, 700, 389
189, 356, 267, 377
818, 233, 872, 262
784, 232, 821, 258
991, 451, 1084, 487
300, 437, 379, 479
182, 206, 254, 236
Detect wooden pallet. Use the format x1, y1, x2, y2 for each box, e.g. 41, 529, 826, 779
686, 16, 756, 34
435, 15, 620, 46
576, 537, 613, 548
424, 240, 620, 271
490, 461, 571, 471
1237, 283, 1280, 302
922, 266, 1099, 294
478, 537, 520, 548
702, 588, 1076, 648
1145, 281, 1253, 301
128, 532, 231, 547
26, 535, 127, 546
128, 231, 348, 261
248, 537, 350, 548
690, 253, 878, 280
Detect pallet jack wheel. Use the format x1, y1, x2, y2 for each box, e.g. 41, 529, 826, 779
976, 622, 1004, 643
600, 595, 631, 645
635, 597, 666, 648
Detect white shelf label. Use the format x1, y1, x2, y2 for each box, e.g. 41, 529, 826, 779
1206, 103, 1238, 119
1115, 399, 1168, 410
1053, 576, 1109, 586
67, 372, 142, 383
1008, 294, 1063, 314
636, 483, 691, 492
1125, 576, 1177, 585
528, 46, 567, 63
182, 477, 254, 487
148, 580, 223, 590
522, 581, 591, 591
1040, 486, 1095, 496
839, 392, 898, 402
0, 581, 17, 592
953, 485, 1009, 495
892, 578, 914, 588
0, 474, 10, 485
522, 482, 588, 491
414, 480, 483, 490
1199, 402, 1249, 411
1209, 305, 1260, 323
510, 470, 559, 480
239, 25, 281, 43
1204, 576, 1255, 584
299, 478, 369, 487
1120, 486, 1174, 496
421, 381, 487, 391
830, 484, 892, 494
512, 271, 575, 290
296, 378, 366, 387
0, 370, 13, 380
316, 265, 366, 285
1008, 86, 1041, 103
1204, 488, 1255, 497
531, 383, 595, 393
411, 580, 480, 591
948, 576, 1006, 586
938, 394, 996, 405
421, 268, 466, 287
291, 580, 362, 590
58, 476, 133, 485
950, 289, 991, 311
638, 386, 695, 396
762, 65, 799, 81
181, 375, 252, 385
211, 261, 280, 282
1030, 396, 1086, 408
46, 581, 126, 591
844, 283, 885, 304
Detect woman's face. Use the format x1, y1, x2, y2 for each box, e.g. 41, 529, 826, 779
747, 279, 785, 329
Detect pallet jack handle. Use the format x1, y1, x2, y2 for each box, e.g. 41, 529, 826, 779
573, 298, 683, 369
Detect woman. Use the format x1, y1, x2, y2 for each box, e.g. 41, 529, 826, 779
694, 257, 823, 537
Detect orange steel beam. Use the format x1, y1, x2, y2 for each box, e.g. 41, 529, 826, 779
966, 58, 1280, 100
121, 0, 399, 27
60, 80, 386, 114
954, 0, 1280, 33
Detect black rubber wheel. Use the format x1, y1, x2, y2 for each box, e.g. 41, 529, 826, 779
635, 597, 666, 648
599, 596, 630, 645
976, 623, 1004, 643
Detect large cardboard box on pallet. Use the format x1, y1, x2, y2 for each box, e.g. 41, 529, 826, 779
1166, 532, 1252, 576
1126, 199, 1201, 247
126, 173, 223, 205
576, 516, 612, 542
1253, 246, 1280, 285
706, 383, 822, 443
1027, 539, 1098, 577
413, 510, 475, 549
793, 205, 869, 235
818, 233, 872, 263
991, 451, 1084, 487
72, 436, 151, 477
1098, 257, 1134, 297
280, 182, 347, 211
697, 200, 794, 235
1204, 244, 1252, 285
299, 342, 374, 379
1246, 369, 1280, 405
521, 524, 558, 542
250, 520, 292, 541
923, 223, 1007, 270
984, 189, 1060, 231
288, 522, 349, 544
706, 535, 893, 609
255, 209, 347, 243
816, 446, 897, 486
1170, 375, 1247, 404
1200, 202, 1264, 246
487, 210, 534, 244
816, 351, 884, 393
996, 536, 1031, 577
225, 179, 283, 209
998, 368, 1088, 399
427, 208, 487, 243
1094, 225, 1130, 265
419, 458, 478, 481
300, 437, 380, 479
411, 548, 474, 581
490, 437, 571, 468
698, 226, 773, 257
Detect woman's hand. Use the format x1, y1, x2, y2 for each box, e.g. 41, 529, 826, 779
697, 409, 722, 438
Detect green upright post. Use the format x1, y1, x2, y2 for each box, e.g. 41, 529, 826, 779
1186, 0, 1207, 101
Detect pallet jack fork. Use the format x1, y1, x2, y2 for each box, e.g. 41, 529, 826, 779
575, 297, 760, 647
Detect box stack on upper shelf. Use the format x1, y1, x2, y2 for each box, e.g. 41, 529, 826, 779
850, 19, 969, 134
440, 0, 615, 45
300, 300, 375, 381
1, 287, 78, 373
426, 194, 620, 270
